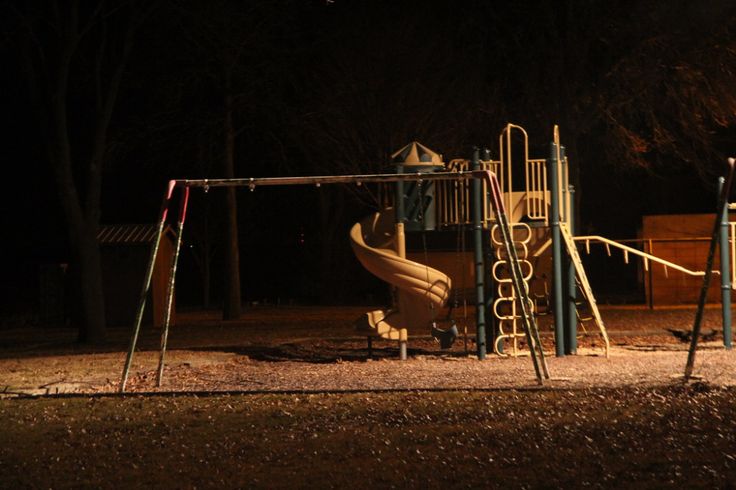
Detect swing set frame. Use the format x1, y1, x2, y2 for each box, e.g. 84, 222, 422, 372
119, 170, 550, 392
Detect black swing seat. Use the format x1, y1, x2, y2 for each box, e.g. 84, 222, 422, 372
431, 321, 459, 349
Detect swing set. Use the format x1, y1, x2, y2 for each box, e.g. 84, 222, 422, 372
119, 168, 552, 392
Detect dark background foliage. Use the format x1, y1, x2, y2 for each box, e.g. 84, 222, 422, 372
2, 0, 735, 330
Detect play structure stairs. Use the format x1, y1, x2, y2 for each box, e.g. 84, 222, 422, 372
559, 222, 610, 355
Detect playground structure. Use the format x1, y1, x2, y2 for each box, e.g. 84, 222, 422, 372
356, 125, 611, 360
358, 125, 736, 359
119, 123, 736, 392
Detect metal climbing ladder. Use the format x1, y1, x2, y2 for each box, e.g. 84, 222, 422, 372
559, 222, 610, 356
479, 170, 550, 384
491, 222, 535, 356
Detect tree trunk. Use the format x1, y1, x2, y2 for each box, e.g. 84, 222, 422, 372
17, 1, 147, 344
73, 225, 107, 343
222, 87, 242, 319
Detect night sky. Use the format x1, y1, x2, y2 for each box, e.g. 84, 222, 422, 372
1, 0, 735, 317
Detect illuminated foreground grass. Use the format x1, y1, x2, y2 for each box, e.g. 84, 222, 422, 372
1, 386, 735, 488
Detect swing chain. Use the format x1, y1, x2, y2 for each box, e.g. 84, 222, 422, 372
417, 180, 436, 322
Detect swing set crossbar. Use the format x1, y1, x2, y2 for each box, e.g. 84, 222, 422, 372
172, 171, 476, 189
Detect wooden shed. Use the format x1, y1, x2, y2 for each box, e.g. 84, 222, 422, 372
98, 224, 176, 327
641, 214, 736, 306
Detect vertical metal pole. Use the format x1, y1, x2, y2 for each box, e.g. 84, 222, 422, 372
156, 187, 190, 387
718, 177, 732, 349
566, 185, 577, 354
549, 143, 565, 357
561, 146, 569, 222
472, 148, 487, 360
482, 148, 499, 354
393, 162, 408, 361
120, 181, 176, 393
395, 163, 406, 223
685, 158, 735, 380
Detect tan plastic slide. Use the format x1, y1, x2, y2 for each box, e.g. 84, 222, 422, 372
350, 208, 452, 340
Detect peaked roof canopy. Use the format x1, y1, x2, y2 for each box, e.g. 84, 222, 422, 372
391, 141, 444, 167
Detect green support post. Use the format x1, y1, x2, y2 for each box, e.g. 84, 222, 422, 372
719, 177, 732, 349
482, 148, 499, 354
565, 184, 577, 354
549, 142, 566, 357
472, 148, 487, 359
685, 158, 736, 380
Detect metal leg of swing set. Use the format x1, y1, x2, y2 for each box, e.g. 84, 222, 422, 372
120, 182, 178, 393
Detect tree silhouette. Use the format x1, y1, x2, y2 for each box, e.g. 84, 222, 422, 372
162, 0, 297, 317
9, 0, 154, 342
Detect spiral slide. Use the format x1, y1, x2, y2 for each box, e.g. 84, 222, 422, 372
350, 209, 452, 340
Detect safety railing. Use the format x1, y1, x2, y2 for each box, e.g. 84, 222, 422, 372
436, 158, 500, 226
436, 124, 559, 227
525, 158, 548, 222
436, 156, 552, 227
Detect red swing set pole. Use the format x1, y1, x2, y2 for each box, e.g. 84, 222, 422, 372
119, 181, 179, 393
156, 186, 190, 387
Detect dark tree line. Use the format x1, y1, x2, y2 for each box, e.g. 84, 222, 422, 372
2, 0, 736, 342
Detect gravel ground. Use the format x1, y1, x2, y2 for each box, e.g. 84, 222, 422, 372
1, 306, 734, 396
2, 307, 736, 489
